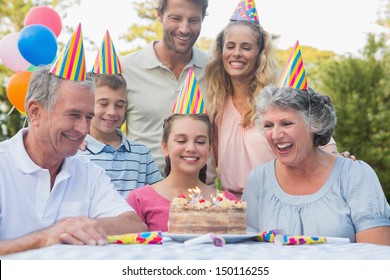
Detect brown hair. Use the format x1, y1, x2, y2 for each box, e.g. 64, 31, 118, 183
162, 114, 212, 182
87, 73, 127, 91
156, 0, 208, 19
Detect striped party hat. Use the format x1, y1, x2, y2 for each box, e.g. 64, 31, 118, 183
50, 23, 86, 81
230, 0, 259, 24
172, 67, 207, 114
277, 40, 308, 90
92, 30, 122, 74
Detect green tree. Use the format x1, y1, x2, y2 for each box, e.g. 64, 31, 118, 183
121, 0, 161, 52
377, 0, 390, 32
317, 33, 390, 201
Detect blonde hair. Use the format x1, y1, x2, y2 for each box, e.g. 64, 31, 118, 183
205, 21, 278, 127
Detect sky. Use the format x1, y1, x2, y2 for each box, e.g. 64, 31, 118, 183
62, 0, 386, 68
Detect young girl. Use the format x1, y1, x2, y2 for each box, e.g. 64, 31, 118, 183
126, 114, 237, 231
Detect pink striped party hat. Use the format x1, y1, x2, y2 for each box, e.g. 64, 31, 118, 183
172, 67, 207, 114
92, 30, 122, 74
50, 23, 86, 81
230, 0, 259, 24
277, 40, 308, 90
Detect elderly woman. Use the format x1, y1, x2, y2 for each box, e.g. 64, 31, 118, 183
243, 85, 390, 245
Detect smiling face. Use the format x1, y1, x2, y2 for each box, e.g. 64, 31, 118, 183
162, 116, 211, 176
222, 23, 260, 83
158, 0, 203, 55
34, 80, 95, 159
90, 86, 126, 137
261, 107, 314, 167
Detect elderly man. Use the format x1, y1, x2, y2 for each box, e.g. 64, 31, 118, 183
0, 65, 147, 255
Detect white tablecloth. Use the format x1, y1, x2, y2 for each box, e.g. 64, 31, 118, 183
2, 238, 390, 260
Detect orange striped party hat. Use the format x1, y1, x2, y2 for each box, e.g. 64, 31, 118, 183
92, 30, 122, 74
172, 67, 207, 114
277, 40, 308, 90
50, 23, 86, 81
230, 0, 259, 24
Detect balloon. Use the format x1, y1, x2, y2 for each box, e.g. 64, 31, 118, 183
0, 32, 31, 72
6, 71, 33, 114
16, 109, 27, 117
18, 24, 58, 66
27, 64, 36, 72
24, 6, 62, 37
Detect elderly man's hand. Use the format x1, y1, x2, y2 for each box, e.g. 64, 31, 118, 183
39, 216, 108, 247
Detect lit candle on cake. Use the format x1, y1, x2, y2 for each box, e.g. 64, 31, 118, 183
188, 188, 195, 204
210, 194, 217, 206
188, 186, 202, 203
193, 186, 202, 201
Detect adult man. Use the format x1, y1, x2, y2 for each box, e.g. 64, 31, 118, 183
0, 66, 147, 255
121, 0, 209, 176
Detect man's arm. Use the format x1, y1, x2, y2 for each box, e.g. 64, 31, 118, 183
0, 232, 43, 256
0, 213, 147, 256
0, 216, 106, 255
98, 211, 148, 235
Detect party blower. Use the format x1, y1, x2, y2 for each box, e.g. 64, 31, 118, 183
108, 231, 163, 245
274, 235, 350, 246
184, 233, 226, 247
255, 229, 285, 242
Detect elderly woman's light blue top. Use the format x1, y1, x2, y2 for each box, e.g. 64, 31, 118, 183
243, 157, 390, 242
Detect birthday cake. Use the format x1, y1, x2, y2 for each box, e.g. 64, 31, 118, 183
168, 189, 247, 234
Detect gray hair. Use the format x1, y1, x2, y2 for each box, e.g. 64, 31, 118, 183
256, 85, 337, 147
25, 65, 94, 113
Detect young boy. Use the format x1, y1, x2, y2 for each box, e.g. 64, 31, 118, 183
78, 73, 162, 199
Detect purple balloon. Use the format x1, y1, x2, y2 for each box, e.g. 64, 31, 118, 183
18, 24, 58, 66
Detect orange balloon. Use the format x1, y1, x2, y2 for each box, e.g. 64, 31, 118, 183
6, 71, 32, 114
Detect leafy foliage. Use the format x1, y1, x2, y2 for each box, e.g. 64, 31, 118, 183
120, 0, 161, 55
316, 34, 390, 201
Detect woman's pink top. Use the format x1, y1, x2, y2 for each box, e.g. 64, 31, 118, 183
217, 95, 275, 194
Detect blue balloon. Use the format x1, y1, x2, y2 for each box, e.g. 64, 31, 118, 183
18, 24, 58, 66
